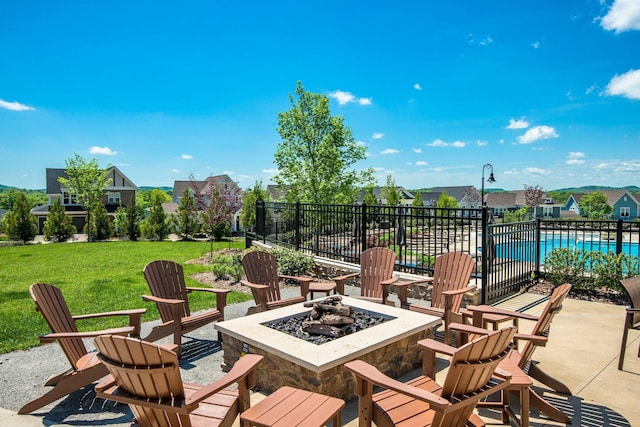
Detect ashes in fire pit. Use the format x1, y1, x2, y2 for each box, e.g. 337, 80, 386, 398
261, 295, 396, 345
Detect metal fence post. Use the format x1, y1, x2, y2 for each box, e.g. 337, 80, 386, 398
535, 218, 542, 280
256, 200, 265, 244
481, 206, 488, 305
295, 201, 301, 251
616, 219, 623, 255
361, 203, 368, 250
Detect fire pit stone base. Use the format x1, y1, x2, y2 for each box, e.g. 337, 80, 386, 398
220, 327, 433, 401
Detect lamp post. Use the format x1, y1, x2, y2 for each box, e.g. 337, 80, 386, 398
480, 163, 496, 207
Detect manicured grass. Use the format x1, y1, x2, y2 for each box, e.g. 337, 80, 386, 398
0, 239, 253, 354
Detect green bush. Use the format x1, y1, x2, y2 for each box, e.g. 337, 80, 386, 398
545, 248, 640, 291
270, 247, 314, 276
210, 253, 244, 281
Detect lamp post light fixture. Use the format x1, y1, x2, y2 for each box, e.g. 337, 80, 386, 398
481, 163, 496, 207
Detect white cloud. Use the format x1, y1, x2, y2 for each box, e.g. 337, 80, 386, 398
566, 151, 586, 165
172, 169, 180, 174
522, 167, 551, 175
181, 154, 192, 159
411, 148, 422, 153
428, 138, 448, 147
477, 140, 488, 147
517, 125, 559, 144
372, 133, 384, 139
414, 83, 422, 90
0, 99, 35, 111
614, 162, 640, 173
329, 90, 372, 106
506, 118, 530, 129
605, 69, 640, 100
89, 146, 117, 155
381, 148, 399, 155
601, 0, 640, 32
416, 161, 428, 166
262, 168, 278, 174
223, 170, 235, 176
426, 138, 466, 147
532, 41, 540, 49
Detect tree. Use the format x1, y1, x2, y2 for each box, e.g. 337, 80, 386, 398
0, 189, 47, 210
200, 186, 240, 241
115, 201, 142, 241
503, 207, 530, 223
240, 180, 268, 230
436, 191, 459, 208
363, 186, 378, 206
4, 192, 37, 242
578, 191, 613, 220
58, 154, 111, 242
175, 187, 200, 240
43, 197, 77, 242
524, 184, 545, 216
86, 202, 113, 240
136, 188, 171, 211
412, 192, 425, 208
464, 187, 481, 208
381, 174, 401, 207
142, 192, 171, 240
274, 81, 373, 204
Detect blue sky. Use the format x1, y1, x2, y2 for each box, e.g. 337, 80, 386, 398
1, 0, 639, 192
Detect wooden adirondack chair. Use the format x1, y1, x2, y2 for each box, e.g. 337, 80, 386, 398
19, 283, 145, 415
94, 335, 263, 427
142, 260, 229, 358
345, 326, 517, 427
333, 247, 398, 305
619, 275, 640, 370
451, 283, 573, 425
396, 251, 477, 345
241, 250, 311, 314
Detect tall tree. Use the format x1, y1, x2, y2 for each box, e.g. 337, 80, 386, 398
4, 192, 37, 242
436, 191, 459, 208
58, 154, 111, 242
412, 191, 425, 207
240, 179, 268, 230
175, 187, 200, 240
142, 192, 171, 241
524, 184, 545, 216
43, 197, 77, 242
578, 191, 613, 219
86, 202, 114, 240
274, 81, 373, 204
381, 174, 401, 206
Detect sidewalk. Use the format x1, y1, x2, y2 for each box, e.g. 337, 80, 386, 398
2, 288, 639, 426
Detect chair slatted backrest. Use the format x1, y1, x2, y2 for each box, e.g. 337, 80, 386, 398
621, 276, 640, 326
518, 283, 571, 367
431, 252, 475, 311
30, 283, 87, 367
440, 326, 517, 425
95, 335, 188, 427
242, 251, 282, 303
360, 247, 396, 299
144, 260, 191, 321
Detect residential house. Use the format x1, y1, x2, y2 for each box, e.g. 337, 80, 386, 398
171, 175, 243, 233
484, 192, 517, 217
430, 186, 481, 208
485, 190, 562, 218
31, 167, 137, 234
564, 190, 640, 220
356, 186, 414, 206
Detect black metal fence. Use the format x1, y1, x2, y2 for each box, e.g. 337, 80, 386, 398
248, 201, 640, 304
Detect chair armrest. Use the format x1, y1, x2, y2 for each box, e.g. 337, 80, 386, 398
241, 280, 269, 312
278, 275, 312, 296
466, 305, 539, 321
39, 326, 135, 344
186, 354, 264, 407
345, 360, 450, 410
418, 338, 457, 378
380, 276, 399, 304
514, 332, 548, 347
333, 272, 360, 294
142, 294, 184, 306
395, 278, 433, 304
186, 287, 229, 313
626, 307, 640, 313
73, 308, 146, 338
441, 285, 476, 296
240, 280, 268, 291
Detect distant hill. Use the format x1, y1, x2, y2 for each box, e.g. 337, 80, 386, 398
552, 185, 640, 193
138, 186, 173, 192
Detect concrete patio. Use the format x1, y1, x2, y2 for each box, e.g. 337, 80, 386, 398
2, 288, 639, 426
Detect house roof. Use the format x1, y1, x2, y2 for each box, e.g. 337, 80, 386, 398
46, 166, 137, 194
430, 186, 475, 203
173, 175, 241, 200
356, 186, 414, 203
485, 192, 517, 207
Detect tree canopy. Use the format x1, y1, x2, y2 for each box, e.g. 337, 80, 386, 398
578, 191, 613, 219
274, 81, 373, 204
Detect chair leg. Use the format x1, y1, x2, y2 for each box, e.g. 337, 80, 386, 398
18, 364, 107, 414
618, 326, 630, 370
529, 388, 572, 425
528, 363, 571, 395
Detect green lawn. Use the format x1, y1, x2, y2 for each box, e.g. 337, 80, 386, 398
0, 239, 253, 354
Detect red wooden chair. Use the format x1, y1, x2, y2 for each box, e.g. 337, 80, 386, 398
333, 247, 398, 305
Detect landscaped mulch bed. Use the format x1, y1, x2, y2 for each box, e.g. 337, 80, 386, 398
528, 279, 628, 306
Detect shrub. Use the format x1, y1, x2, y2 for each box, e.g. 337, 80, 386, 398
43, 198, 77, 242
270, 247, 314, 276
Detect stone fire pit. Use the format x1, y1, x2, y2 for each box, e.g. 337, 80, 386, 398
215, 295, 441, 400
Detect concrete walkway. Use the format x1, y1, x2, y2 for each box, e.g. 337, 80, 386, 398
3, 289, 639, 426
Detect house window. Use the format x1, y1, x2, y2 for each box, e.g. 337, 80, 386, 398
62, 192, 77, 205
108, 192, 121, 203
543, 206, 553, 217
620, 207, 630, 218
